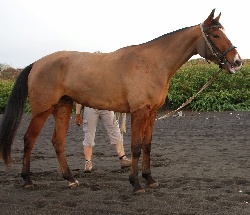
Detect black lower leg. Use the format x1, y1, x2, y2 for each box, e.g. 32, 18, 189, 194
21, 172, 33, 188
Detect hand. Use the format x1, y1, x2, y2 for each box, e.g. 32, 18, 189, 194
75, 114, 83, 126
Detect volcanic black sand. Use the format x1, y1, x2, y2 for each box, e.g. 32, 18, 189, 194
0, 111, 250, 215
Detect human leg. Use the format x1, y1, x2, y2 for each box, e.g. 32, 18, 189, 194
84, 145, 93, 161
82, 107, 99, 172
100, 110, 131, 168
114, 143, 126, 158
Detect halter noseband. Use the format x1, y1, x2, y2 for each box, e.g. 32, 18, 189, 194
200, 23, 236, 64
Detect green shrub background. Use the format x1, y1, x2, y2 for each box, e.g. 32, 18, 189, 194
0, 59, 249, 113
0, 80, 14, 113
164, 59, 250, 111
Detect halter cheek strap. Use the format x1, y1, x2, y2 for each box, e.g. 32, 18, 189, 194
200, 23, 236, 64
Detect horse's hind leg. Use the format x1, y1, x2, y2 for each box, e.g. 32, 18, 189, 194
141, 110, 159, 188
21, 108, 53, 188
52, 96, 78, 188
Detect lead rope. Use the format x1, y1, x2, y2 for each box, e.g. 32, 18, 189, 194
156, 67, 222, 120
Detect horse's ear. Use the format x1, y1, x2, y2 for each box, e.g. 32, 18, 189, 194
203, 9, 215, 27
214, 12, 221, 22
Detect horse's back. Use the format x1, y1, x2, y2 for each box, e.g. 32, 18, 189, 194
28, 47, 166, 115
28, 51, 130, 114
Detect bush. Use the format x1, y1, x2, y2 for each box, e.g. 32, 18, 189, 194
0, 80, 14, 113
0, 66, 21, 80
164, 59, 250, 111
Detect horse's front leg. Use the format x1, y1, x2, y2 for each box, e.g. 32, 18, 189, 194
21, 108, 53, 188
52, 97, 79, 188
129, 106, 151, 194
141, 110, 159, 188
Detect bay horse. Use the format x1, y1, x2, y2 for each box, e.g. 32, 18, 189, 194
0, 9, 242, 194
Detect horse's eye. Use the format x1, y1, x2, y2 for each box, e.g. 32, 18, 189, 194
213, 34, 220, 39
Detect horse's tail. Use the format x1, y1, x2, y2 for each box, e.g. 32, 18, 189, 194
0, 63, 33, 165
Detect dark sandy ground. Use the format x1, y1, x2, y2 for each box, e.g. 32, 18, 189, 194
0, 111, 250, 215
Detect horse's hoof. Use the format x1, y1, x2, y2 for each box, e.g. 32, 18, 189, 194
148, 182, 159, 188
23, 183, 34, 189
133, 188, 145, 195
69, 180, 79, 188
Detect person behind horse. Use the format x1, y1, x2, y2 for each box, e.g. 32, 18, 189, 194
75, 104, 131, 173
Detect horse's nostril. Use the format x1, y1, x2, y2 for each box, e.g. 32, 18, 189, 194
235, 60, 242, 67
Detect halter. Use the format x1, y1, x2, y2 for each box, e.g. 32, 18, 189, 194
200, 22, 236, 65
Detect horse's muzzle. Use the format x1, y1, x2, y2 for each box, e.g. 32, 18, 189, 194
220, 57, 243, 74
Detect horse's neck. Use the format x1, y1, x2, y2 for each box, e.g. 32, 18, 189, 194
143, 25, 200, 74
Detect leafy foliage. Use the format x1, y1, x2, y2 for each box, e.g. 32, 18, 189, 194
164, 59, 250, 111
0, 80, 14, 113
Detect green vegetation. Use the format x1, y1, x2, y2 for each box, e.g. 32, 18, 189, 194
0, 59, 249, 113
0, 80, 14, 113
165, 59, 250, 111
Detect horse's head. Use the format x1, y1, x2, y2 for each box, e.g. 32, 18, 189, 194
197, 9, 242, 74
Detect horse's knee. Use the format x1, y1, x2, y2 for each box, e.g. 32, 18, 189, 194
142, 143, 151, 154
